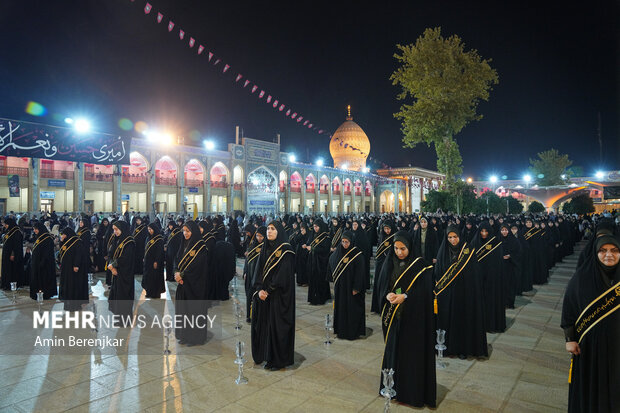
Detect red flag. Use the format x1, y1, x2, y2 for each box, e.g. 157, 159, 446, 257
214, 59, 220, 65
168, 21, 175, 31
223, 64, 230, 73
208, 52, 213, 61
252, 85, 258, 93
144, 2, 152, 14
318, 130, 324, 134
179, 30, 185, 40
197, 45, 204, 54
308, 123, 313, 128
286, 109, 291, 116
266, 95, 272, 103
157, 12, 163, 23
259, 90, 265, 98
303, 120, 309, 126
279, 104, 285, 111
297, 116, 303, 122
189, 37, 195, 48
243, 80, 250, 87
291, 113, 297, 119
273, 100, 279, 108
235, 74, 243, 82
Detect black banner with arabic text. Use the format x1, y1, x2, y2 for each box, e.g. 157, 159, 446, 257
0, 118, 132, 164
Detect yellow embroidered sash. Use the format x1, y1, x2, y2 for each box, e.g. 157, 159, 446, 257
475, 236, 502, 262
59, 236, 80, 263
177, 240, 206, 273
332, 247, 363, 285
376, 234, 395, 258
262, 243, 294, 282
434, 243, 474, 313
32, 233, 53, 252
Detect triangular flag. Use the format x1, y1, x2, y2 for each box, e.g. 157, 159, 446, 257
223, 64, 230, 73
208, 52, 213, 61
168, 21, 175, 31
189, 37, 195, 48
197, 45, 204, 55
252, 85, 258, 93
179, 30, 185, 40
297, 116, 303, 122
273, 100, 278, 108
235, 74, 243, 82
279, 104, 285, 111
318, 130, 324, 134
286, 109, 291, 116
243, 80, 250, 87
144, 2, 152, 14
291, 113, 297, 119
259, 91, 265, 98
308, 123, 313, 128
214, 59, 221, 65
157, 12, 163, 23
303, 120, 309, 126
266, 95, 272, 103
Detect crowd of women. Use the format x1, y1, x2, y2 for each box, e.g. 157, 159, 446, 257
1, 209, 618, 411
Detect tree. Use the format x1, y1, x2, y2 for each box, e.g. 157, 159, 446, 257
420, 190, 454, 213
477, 191, 504, 214
528, 201, 546, 213
391, 27, 499, 186
562, 194, 594, 215
529, 149, 573, 186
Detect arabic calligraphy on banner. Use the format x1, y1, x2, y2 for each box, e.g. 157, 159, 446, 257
0, 118, 132, 164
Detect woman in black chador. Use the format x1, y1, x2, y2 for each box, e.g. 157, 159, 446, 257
250, 220, 296, 370
378, 230, 436, 408
306, 218, 332, 305
142, 223, 165, 298
434, 225, 487, 358
352, 219, 371, 290
2, 218, 24, 289
77, 218, 92, 273
198, 220, 217, 300
411, 216, 439, 264
174, 221, 208, 346
294, 223, 311, 286
95, 218, 109, 272
472, 221, 506, 333
107, 220, 136, 318
561, 234, 620, 413
244, 226, 265, 322
104, 219, 117, 286
30, 222, 57, 299
226, 219, 244, 257
500, 223, 521, 309
327, 231, 366, 340
132, 216, 147, 276
371, 220, 396, 313
58, 227, 88, 311
165, 220, 183, 282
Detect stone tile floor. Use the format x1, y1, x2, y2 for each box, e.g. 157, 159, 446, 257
0, 242, 583, 412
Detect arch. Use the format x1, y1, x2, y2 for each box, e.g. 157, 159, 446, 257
365, 180, 373, 196
279, 170, 287, 192
305, 173, 316, 192
210, 162, 229, 186
290, 171, 302, 192
343, 178, 352, 195
184, 159, 204, 186
233, 165, 244, 184
247, 166, 278, 214
380, 190, 395, 213
354, 179, 362, 195
319, 175, 329, 193
398, 191, 405, 212
332, 177, 341, 194
155, 155, 178, 185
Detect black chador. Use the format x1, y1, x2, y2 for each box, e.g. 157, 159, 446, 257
378, 231, 436, 409
352, 220, 372, 290
371, 220, 396, 313
77, 218, 92, 273
522, 221, 546, 285
434, 225, 487, 358
307, 218, 332, 305
1, 218, 24, 289
327, 231, 366, 340
472, 222, 506, 333
107, 221, 136, 318
213, 240, 236, 300
294, 223, 311, 286
500, 224, 521, 309
58, 227, 88, 311
198, 221, 217, 300
30, 222, 57, 299
104, 220, 117, 286
250, 221, 296, 369
561, 234, 620, 413
411, 217, 439, 263
174, 221, 209, 346
329, 218, 343, 250
165, 221, 183, 281
132, 217, 147, 275
142, 223, 165, 298
95, 218, 109, 272
244, 226, 265, 320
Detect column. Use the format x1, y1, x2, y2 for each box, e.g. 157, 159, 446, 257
31, 159, 39, 213
361, 180, 366, 214
327, 177, 333, 216
148, 167, 154, 219
74, 162, 84, 213
314, 180, 319, 215
405, 178, 411, 213
178, 166, 185, 214
339, 182, 344, 214
393, 181, 399, 213
113, 165, 121, 214
203, 177, 209, 215
300, 174, 306, 214
286, 174, 291, 214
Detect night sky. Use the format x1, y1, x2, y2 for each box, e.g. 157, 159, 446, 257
1, 0, 618, 179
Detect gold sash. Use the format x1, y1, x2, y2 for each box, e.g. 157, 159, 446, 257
32, 233, 53, 252
246, 242, 263, 264
106, 236, 135, 270
310, 232, 328, 249
3, 226, 20, 243
165, 228, 181, 247
331, 227, 343, 249
332, 247, 363, 285
575, 282, 620, 344
59, 236, 80, 264
262, 243, 294, 282
434, 243, 474, 313
145, 235, 163, 256
133, 224, 146, 236
524, 228, 540, 240
376, 234, 395, 258
475, 236, 502, 262
177, 240, 206, 273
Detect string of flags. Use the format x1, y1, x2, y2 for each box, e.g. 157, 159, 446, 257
133, 0, 330, 137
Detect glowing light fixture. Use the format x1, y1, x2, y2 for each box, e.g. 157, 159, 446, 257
467, 177, 473, 183
363, 167, 370, 173
204, 140, 215, 150
288, 154, 296, 163
490, 175, 498, 183
74, 118, 91, 133
64, 117, 74, 125
523, 174, 532, 182
316, 158, 324, 167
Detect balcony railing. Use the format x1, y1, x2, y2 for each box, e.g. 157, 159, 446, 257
156, 176, 177, 186
211, 181, 227, 188
279, 186, 286, 192
85, 172, 113, 182
291, 187, 301, 193
40, 169, 73, 179
233, 183, 243, 190
306, 187, 315, 194
355, 190, 362, 196
0, 166, 28, 177
365, 190, 372, 196
185, 179, 203, 187
320, 189, 328, 194
122, 175, 147, 184
344, 190, 352, 195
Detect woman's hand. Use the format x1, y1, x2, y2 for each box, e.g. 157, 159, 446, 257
73, 267, 79, 272
566, 341, 580, 356
352, 290, 358, 296
503, 254, 510, 259
387, 293, 406, 305
111, 268, 118, 276
153, 262, 157, 269
174, 272, 183, 284
258, 290, 269, 301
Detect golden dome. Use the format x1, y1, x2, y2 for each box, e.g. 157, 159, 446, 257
329, 107, 370, 172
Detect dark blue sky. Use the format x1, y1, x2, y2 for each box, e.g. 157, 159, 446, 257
0, 0, 618, 178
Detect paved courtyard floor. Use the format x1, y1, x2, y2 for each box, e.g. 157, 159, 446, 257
0, 242, 582, 412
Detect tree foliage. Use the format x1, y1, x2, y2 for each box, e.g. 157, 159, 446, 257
562, 194, 594, 215
528, 201, 546, 213
391, 27, 499, 185
528, 149, 573, 186
420, 190, 454, 213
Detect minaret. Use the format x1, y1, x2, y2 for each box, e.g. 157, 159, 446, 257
346, 105, 352, 121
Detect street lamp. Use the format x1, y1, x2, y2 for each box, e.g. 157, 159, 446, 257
316, 158, 324, 167
523, 174, 531, 183
288, 154, 296, 163
74, 118, 91, 133
595, 171, 604, 179
203, 140, 215, 150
